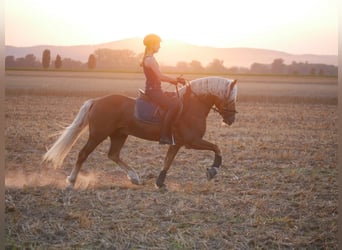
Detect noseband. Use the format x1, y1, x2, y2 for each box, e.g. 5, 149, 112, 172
218, 99, 238, 117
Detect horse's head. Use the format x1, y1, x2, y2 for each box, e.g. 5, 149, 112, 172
180, 77, 238, 125
215, 79, 238, 126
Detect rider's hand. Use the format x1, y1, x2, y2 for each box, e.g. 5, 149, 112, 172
177, 77, 186, 85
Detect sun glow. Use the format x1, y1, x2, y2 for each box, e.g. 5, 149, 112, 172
5, 0, 338, 54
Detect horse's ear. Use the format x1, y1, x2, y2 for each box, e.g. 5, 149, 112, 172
230, 79, 237, 90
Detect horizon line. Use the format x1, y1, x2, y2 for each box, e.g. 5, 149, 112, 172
4, 37, 338, 57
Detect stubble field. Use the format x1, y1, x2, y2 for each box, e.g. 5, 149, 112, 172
5, 71, 338, 249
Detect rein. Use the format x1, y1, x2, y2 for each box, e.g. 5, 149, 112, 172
184, 81, 236, 115
182, 81, 218, 113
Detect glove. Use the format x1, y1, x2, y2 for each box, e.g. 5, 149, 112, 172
177, 77, 186, 85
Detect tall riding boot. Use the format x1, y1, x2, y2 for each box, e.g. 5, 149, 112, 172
159, 109, 177, 145
159, 121, 174, 145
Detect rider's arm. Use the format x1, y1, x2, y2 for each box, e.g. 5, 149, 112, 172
144, 56, 178, 85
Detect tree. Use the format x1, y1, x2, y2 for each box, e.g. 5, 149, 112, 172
206, 59, 227, 73
54, 54, 62, 69
42, 49, 51, 69
94, 49, 140, 70
61, 58, 84, 69
271, 58, 286, 74
189, 60, 204, 73
87, 54, 96, 69
176, 61, 189, 73
24, 54, 37, 67
6, 54, 40, 68
5, 56, 15, 68
250, 63, 270, 74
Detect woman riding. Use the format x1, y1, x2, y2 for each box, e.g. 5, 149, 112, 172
141, 34, 186, 145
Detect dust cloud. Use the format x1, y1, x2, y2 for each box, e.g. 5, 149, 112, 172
5, 169, 99, 189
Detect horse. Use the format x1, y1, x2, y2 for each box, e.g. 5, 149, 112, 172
42, 76, 238, 189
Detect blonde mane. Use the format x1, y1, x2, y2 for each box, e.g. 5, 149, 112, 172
179, 77, 237, 101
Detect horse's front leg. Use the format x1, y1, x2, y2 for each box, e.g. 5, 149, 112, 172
156, 145, 181, 188
185, 139, 222, 180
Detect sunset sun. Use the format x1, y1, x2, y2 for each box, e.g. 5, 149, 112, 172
5, 0, 337, 55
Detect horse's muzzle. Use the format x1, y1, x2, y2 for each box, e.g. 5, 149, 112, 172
223, 115, 235, 126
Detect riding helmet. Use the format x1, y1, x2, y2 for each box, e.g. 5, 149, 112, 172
143, 34, 161, 47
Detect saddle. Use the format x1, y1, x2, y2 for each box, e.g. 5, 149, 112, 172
134, 86, 190, 124
134, 89, 165, 124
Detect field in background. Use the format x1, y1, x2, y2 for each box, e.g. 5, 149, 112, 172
5, 70, 337, 104
5, 71, 337, 249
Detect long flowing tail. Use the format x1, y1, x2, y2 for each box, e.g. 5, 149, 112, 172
42, 99, 94, 168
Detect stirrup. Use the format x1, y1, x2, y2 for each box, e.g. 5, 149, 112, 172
159, 135, 175, 145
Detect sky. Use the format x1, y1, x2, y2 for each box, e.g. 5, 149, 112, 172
5, 0, 338, 55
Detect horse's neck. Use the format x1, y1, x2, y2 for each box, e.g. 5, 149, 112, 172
184, 93, 214, 118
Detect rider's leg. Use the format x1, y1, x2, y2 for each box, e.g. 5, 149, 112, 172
146, 89, 181, 145
159, 100, 181, 145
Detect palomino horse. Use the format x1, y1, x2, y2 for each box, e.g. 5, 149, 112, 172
42, 77, 238, 189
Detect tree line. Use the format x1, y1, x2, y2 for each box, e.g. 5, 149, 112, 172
5, 48, 338, 76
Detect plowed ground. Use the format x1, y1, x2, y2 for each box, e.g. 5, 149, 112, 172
5, 73, 337, 249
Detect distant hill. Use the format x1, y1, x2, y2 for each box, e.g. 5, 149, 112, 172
5, 37, 338, 68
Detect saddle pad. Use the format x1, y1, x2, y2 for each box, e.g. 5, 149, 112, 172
134, 97, 161, 124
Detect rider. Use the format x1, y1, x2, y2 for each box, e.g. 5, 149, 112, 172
141, 34, 186, 145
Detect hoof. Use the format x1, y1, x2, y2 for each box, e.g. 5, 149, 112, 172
155, 181, 166, 188
127, 171, 141, 185
65, 184, 74, 192
155, 179, 165, 189
155, 183, 168, 191
206, 167, 218, 181
66, 176, 75, 190
130, 177, 141, 185
156, 170, 167, 189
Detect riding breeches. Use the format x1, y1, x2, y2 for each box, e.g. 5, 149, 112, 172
146, 88, 181, 117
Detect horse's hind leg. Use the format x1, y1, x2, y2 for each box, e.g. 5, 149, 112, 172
67, 137, 104, 189
108, 133, 141, 185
